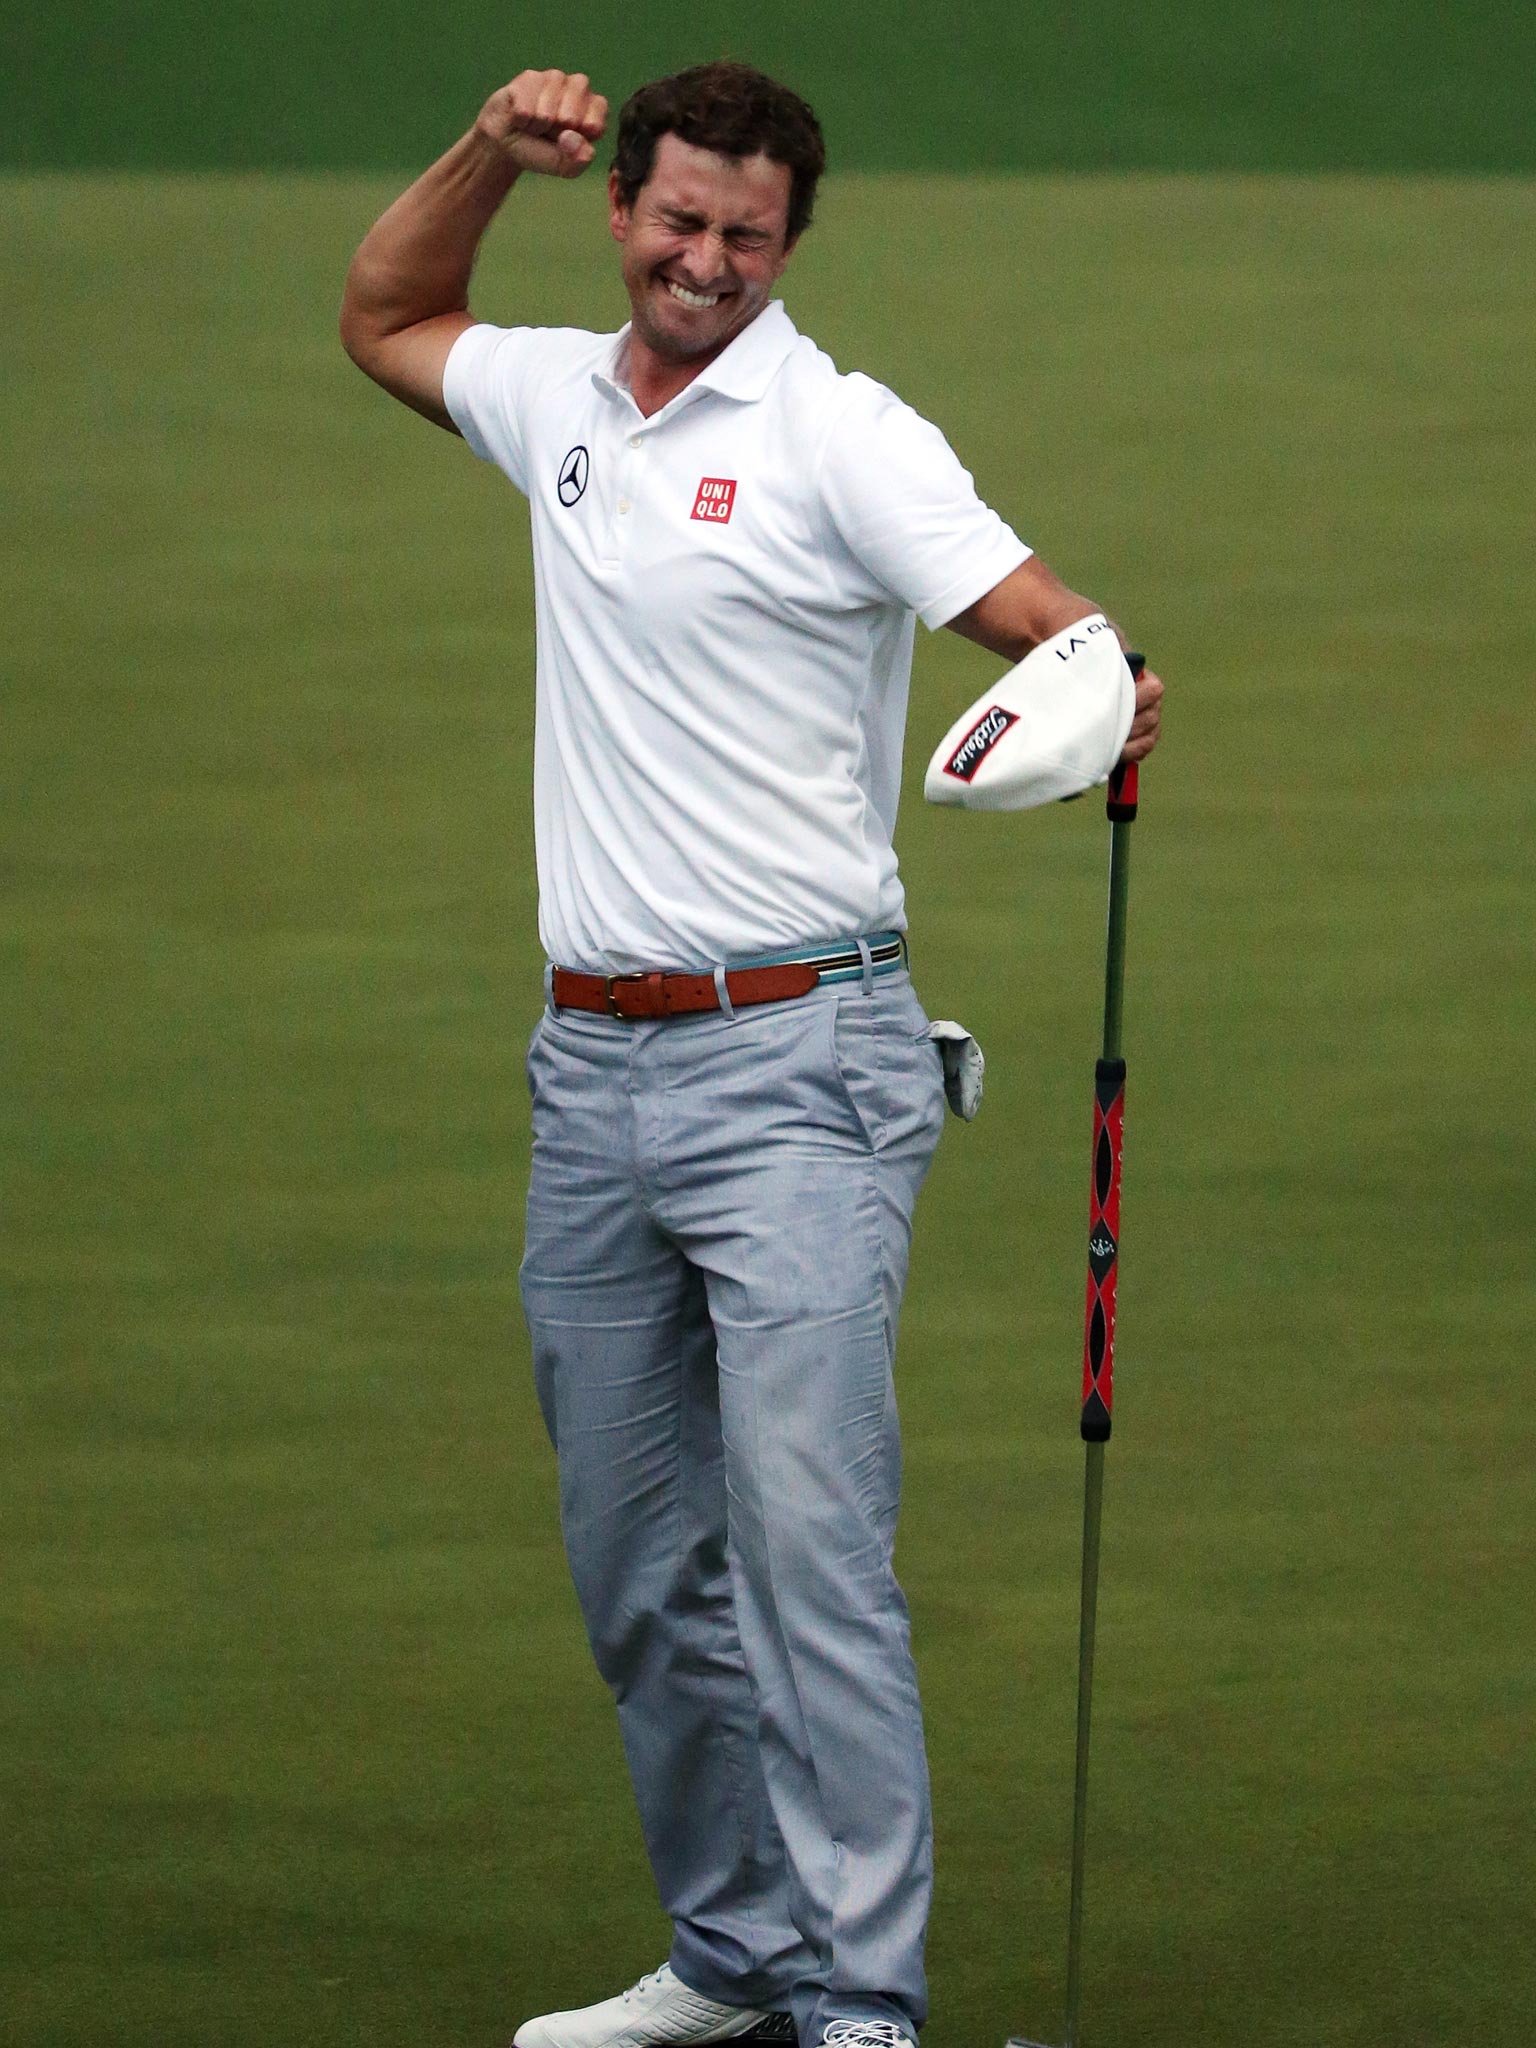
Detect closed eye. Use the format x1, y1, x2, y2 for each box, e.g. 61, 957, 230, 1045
659, 211, 773, 250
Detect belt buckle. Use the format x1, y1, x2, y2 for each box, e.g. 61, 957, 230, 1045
603, 972, 639, 1018
603, 970, 662, 1019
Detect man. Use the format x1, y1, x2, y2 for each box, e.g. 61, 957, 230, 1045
341, 59, 1162, 2048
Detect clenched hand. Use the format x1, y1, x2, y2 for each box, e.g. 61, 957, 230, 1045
476, 70, 609, 178
1122, 666, 1164, 765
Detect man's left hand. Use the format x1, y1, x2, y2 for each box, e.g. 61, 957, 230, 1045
1122, 665, 1164, 764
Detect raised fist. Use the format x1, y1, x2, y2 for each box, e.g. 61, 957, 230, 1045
476, 70, 609, 178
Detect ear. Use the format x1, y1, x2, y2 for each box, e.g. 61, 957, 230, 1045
608, 168, 630, 244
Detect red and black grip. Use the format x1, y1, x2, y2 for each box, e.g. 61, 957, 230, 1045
1108, 654, 1144, 820
1081, 1058, 1126, 1442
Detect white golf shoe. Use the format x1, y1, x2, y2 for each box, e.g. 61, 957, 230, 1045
513, 1962, 785, 2048
817, 2026, 915, 2048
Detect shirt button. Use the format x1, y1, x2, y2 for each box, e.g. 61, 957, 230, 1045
618, 499, 631, 514
627, 435, 642, 450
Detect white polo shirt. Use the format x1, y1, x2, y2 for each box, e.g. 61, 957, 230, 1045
443, 299, 1030, 973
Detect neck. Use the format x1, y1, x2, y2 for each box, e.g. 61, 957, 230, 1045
622, 331, 737, 419
625, 341, 713, 420
622, 304, 765, 419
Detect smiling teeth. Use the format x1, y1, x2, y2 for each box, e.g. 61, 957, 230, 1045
665, 281, 721, 308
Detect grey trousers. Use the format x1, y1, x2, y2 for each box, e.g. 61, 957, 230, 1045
520, 969, 947, 2041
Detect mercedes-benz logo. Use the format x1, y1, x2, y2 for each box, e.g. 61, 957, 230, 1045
557, 445, 590, 508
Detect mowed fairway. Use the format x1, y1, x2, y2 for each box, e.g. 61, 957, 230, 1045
4, 173, 1533, 2048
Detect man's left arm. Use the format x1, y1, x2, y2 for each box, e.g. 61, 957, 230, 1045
947, 557, 1165, 765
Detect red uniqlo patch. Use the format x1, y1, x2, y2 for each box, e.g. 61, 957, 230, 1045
691, 477, 737, 523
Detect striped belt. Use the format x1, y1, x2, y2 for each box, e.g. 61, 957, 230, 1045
550, 932, 907, 1021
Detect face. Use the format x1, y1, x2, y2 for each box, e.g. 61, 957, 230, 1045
609, 133, 796, 366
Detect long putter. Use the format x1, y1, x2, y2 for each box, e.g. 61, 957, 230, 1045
1011, 657, 1144, 2048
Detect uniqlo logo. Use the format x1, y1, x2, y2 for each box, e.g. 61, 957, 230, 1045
691, 477, 737, 523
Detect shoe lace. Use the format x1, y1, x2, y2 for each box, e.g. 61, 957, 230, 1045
622, 1966, 673, 2005
822, 2025, 911, 2048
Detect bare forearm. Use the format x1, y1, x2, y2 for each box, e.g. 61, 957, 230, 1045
949, 558, 1104, 663
948, 554, 1164, 762
341, 127, 520, 352
339, 72, 607, 425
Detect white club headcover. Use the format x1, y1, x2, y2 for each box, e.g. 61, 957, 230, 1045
924, 613, 1136, 811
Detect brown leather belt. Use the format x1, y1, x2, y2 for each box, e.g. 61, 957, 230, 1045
550, 935, 906, 1021
551, 961, 820, 1020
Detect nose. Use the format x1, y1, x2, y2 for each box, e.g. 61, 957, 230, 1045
681, 229, 729, 283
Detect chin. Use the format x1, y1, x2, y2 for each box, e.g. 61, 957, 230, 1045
636, 321, 713, 365
635, 309, 723, 363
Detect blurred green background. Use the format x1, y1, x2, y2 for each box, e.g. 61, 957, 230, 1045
5, 0, 1536, 173
4, 8, 1535, 2048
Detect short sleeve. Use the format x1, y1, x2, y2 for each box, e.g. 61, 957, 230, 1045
442, 323, 550, 494
818, 376, 1032, 629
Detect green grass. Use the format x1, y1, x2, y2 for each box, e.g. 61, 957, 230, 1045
4, 172, 1534, 2048
6, 4, 1535, 172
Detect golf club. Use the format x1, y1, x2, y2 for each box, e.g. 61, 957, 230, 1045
1010, 655, 1143, 2048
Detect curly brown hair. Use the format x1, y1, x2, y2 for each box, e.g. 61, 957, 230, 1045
611, 61, 826, 242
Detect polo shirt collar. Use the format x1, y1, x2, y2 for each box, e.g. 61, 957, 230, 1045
592, 300, 799, 410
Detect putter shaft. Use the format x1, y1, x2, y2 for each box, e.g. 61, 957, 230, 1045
1010, 741, 1140, 2048
1063, 1440, 1105, 2048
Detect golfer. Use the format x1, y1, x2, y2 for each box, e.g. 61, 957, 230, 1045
341, 60, 1162, 2048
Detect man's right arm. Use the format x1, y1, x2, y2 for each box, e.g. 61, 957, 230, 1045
339, 70, 608, 432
